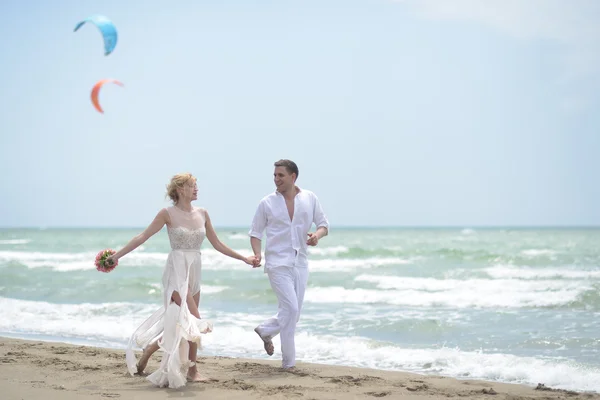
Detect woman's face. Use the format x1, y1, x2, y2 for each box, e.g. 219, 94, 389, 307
178, 179, 198, 202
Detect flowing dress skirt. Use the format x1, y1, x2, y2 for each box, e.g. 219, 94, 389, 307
125, 249, 212, 388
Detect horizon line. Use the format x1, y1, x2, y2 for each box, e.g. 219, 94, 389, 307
1, 225, 599, 230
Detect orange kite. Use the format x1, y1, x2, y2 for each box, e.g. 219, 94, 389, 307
91, 79, 124, 113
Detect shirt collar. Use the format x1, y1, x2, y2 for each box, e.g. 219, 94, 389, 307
275, 185, 302, 196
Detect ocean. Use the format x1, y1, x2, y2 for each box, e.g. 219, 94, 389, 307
1, 227, 599, 392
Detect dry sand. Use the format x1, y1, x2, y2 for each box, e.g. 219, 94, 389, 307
1, 337, 597, 400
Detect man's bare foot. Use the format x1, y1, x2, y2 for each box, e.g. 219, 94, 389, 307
254, 327, 274, 356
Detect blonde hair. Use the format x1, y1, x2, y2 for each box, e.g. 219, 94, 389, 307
166, 173, 196, 204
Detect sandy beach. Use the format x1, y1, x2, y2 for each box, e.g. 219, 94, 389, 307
1, 337, 597, 400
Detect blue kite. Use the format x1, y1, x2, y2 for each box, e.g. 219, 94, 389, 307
74, 15, 118, 56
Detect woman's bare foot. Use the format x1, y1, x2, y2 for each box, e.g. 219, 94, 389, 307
187, 365, 209, 382
136, 355, 148, 375
136, 343, 158, 375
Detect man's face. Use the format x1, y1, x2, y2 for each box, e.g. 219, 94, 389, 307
274, 166, 295, 191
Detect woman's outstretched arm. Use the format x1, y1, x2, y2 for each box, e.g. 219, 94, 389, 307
204, 210, 259, 267
107, 208, 169, 264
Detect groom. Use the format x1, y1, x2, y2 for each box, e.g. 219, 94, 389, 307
248, 159, 329, 369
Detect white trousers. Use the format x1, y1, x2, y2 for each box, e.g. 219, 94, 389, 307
257, 266, 309, 368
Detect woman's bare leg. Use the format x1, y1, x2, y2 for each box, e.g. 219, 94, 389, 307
171, 289, 200, 318
137, 289, 200, 375
136, 340, 160, 374
187, 291, 207, 382
169, 290, 208, 382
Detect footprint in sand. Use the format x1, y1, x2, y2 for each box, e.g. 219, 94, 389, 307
365, 391, 391, 397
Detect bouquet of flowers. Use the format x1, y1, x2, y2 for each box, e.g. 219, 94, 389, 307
95, 249, 118, 273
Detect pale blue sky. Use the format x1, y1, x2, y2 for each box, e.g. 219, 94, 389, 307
0, 0, 598, 228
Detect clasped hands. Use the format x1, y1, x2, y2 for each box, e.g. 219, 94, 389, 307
244, 254, 262, 268
245, 231, 320, 269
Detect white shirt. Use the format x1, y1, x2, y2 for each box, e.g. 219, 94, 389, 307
249, 187, 329, 270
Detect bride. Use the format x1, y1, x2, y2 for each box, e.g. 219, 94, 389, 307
106, 172, 259, 388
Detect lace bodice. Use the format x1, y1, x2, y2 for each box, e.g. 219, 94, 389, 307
167, 226, 206, 250
166, 206, 206, 250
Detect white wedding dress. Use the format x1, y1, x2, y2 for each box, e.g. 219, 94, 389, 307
125, 206, 213, 389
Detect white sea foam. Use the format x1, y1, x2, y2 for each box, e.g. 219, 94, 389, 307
227, 233, 248, 240
0, 239, 31, 245
308, 245, 350, 256
304, 275, 591, 308
483, 265, 600, 280
0, 250, 414, 272
0, 249, 252, 271
356, 274, 589, 292
293, 335, 600, 392
146, 283, 229, 295
0, 296, 220, 342
0, 297, 153, 343
1, 296, 599, 392
310, 257, 412, 271
0, 251, 90, 262
520, 249, 558, 257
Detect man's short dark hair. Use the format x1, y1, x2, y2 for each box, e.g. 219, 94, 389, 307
274, 159, 299, 179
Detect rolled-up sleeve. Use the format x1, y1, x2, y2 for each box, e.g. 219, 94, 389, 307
248, 200, 267, 239
312, 194, 329, 232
